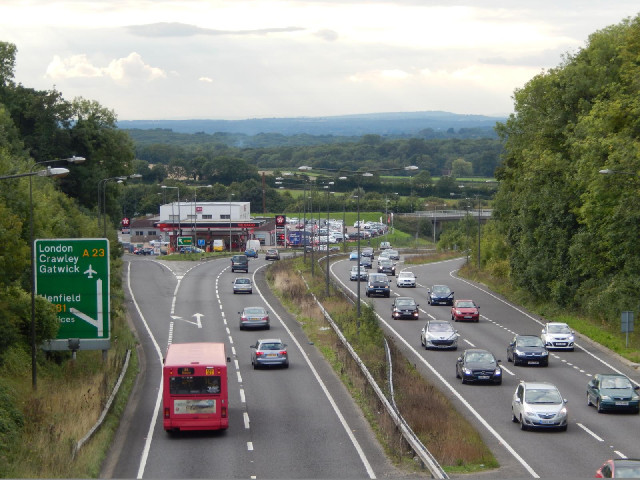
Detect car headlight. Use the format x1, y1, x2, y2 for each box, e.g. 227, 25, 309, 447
514, 349, 524, 356
494, 368, 502, 375
541, 351, 549, 356
632, 394, 639, 401
600, 395, 612, 401
455, 310, 461, 315
463, 368, 472, 375
523, 409, 536, 417
558, 407, 567, 417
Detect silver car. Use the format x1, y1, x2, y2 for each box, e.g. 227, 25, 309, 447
511, 381, 568, 431
420, 320, 459, 350
350, 265, 367, 281
250, 338, 288, 369
396, 271, 416, 287
239, 306, 270, 330
232, 277, 253, 294
540, 322, 575, 350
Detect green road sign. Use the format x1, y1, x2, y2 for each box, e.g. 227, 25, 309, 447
177, 236, 192, 246
35, 238, 110, 351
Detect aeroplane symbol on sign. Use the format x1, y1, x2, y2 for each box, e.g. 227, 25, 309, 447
84, 265, 97, 278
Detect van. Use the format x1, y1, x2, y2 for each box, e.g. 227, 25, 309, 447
366, 273, 391, 298
246, 239, 261, 252
213, 239, 225, 252
231, 255, 249, 273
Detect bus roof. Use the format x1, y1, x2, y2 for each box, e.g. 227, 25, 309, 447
164, 342, 227, 366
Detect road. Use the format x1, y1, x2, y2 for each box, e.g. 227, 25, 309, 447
102, 253, 406, 479
331, 254, 640, 478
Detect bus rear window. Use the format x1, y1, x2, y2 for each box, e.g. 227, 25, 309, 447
170, 375, 221, 395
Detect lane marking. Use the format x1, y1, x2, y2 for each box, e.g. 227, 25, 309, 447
577, 423, 604, 442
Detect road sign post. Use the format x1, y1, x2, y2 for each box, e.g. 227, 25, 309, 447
35, 238, 110, 351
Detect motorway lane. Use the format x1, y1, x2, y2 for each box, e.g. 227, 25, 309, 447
104, 254, 400, 479
331, 254, 640, 478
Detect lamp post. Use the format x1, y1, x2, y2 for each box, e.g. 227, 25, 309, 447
190, 184, 212, 250
161, 186, 181, 250
354, 193, 361, 319
21, 156, 84, 390
324, 183, 334, 296
101, 174, 142, 237
228, 193, 235, 252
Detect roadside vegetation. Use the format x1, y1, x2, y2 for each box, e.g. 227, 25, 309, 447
266, 256, 497, 475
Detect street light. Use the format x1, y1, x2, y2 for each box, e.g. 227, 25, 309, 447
189, 184, 213, 249
228, 193, 235, 252
324, 183, 334, 296
354, 193, 362, 319
18, 156, 85, 390
161, 186, 181, 250
98, 173, 141, 237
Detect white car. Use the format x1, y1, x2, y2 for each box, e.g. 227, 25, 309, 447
540, 322, 575, 351
511, 381, 568, 431
396, 271, 416, 287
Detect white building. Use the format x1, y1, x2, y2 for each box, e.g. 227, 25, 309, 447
155, 201, 264, 251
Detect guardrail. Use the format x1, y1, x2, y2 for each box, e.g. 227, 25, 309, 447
300, 272, 448, 479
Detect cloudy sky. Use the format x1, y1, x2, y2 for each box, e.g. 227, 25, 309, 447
1, 1, 638, 121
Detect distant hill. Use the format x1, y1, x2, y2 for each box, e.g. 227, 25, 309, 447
118, 111, 506, 137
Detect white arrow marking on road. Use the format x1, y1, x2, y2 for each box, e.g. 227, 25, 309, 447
170, 314, 203, 328
193, 313, 203, 328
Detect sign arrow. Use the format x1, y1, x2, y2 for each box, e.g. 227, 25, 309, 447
193, 313, 204, 329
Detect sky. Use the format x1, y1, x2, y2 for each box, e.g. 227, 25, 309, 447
1, 1, 639, 121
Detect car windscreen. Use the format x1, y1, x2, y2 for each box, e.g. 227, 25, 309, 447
396, 299, 415, 307
244, 308, 265, 315
548, 324, 571, 333
432, 286, 450, 295
601, 377, 633, 389
235, 279, 250, 284
428, 323, 452, 332
518, 337, 544, 347
456, 301, 475, 308
525, 388, 562, 404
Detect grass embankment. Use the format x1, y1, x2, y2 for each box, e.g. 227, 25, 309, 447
0, 256, 138, 478
266, 256, 497, 475
458, 265, 640, 364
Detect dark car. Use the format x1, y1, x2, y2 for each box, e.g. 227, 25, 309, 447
451, 299, 480, 322
361, 247, 374, 258
250, 338, 288, 369
365, 273, 391, 297
587, 374, 640, 413
391, 296, 419, 320
456, 349, 502, 384
377, 258, 396, 276
595, 459, 640, 478
359, 256, 373, 269
427, 285, 454, 306
507, 334, 549, 366
265, 249, 280, 260
231, 254, 249, 273
386, 249, 400, 261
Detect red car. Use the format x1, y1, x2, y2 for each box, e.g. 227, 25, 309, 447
451, 299, 480, 322
595, 459, 640, 478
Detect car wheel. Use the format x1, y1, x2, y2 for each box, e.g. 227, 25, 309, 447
456, 368, 460, 379
495, 379, 502, 385
265, 324, 270, 330
249, 290, 252, 294
507, 353, 512, 362
283, 362, 289, 369
475, 318, 479, 323
597, 399, 604, 413
252, 361, 258, 370
512, 410, 518, 423
461, 376, 467, 384
519, 415, 528, 431
587, 393, 593, 407
559, 424, 568, 432
233, 291, 237, 294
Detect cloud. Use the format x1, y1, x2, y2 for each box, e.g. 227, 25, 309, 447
126, 22, 305, 37
314, 29, 339, 41
45, 52, 166, 84
199, 77, 213, 83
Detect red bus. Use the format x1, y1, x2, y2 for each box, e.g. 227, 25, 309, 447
162, 342, 229, 432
